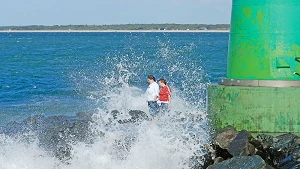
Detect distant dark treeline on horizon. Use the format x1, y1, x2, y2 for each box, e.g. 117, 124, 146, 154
0, 24, 230, 31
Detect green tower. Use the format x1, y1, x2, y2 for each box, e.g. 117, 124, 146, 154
208, 0, 300, 135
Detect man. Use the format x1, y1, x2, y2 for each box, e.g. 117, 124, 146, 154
146, 75, 159, 118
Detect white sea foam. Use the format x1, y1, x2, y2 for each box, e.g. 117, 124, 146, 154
0, 83, 210, 169
0, 39, 211, 169
0, 133, 58, 169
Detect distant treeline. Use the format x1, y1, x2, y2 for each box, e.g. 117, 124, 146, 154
0, 24, 229, 31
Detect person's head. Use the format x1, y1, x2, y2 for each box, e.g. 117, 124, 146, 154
158, 78, 167, 87
147, 75, 156, 84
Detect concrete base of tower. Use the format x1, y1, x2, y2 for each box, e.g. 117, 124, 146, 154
207, 85, 300, 136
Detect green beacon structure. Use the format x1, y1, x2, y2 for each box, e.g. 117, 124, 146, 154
208, 0, 300, 135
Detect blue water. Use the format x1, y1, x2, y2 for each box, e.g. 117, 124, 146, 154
0, 32, 228, 169
0, 32, 228, 124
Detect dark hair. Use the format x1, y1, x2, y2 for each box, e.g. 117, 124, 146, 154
148, 75, 156, 81
158, 78, 167, 85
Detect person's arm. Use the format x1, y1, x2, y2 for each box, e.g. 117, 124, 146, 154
153, 84, 159, 101
153, 95, 158, 102
167, 86, 171, 108
168, 94, 171, 108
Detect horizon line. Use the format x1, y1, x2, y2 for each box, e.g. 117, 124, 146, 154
0, 23, 230, 27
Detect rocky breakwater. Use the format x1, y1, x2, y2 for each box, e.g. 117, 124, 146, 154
0, 110, 150, 161
206, 126, 300, 169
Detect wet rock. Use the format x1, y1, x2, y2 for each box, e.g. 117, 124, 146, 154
214, 126, 239, 149
228, 130, 255, 156
278, 161, 300, 169
54, 143, 73, 161
23, 114, 45, 129
277, 146, 300, 169
213, 157, 224, 164
255, 134, 275, 165
76, 112, 93, 121
256, 134, 274, 149
112, 136, 136, 160
292, 146, 300, 161
3, 121, 24, 134
2, 109, 150, 161
271, 133, 297, 151
118, 110, 149, 124
128, 110, 149, 122
265, 164, 275, 169
270, 133, 298, 165
110, 110, 121, 120
207, 155, 266, 169
213, 144, 233, 160
42, 115, 70, 125
249, 138, 263, 148
207, 125, 300, 168
295, 138, 300, 145
189, 154, 212, 169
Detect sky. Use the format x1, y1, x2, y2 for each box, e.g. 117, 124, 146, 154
0, 0, 232, 26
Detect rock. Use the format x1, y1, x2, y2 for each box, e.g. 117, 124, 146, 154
42, 115, 70, 125
215, 126, 239, 149
277, 146, 300, 169
110, 110, 121, 119
271, 133, 298, 151
256, 134, 274, 150
207, 155, 266, 169
112, 136, 136, 160
249, 138, 263, 148
213, 144, 233, 160
270, 133, 298, 165
213, 157, 224, 164
76, 112, 93, 121
189, 154, 213, 169
295, 138, 300, 145
54, 143, 72, 161
291, 146, 300, 161
118, 110, 149, 124
265, 164, 275, 169
128, 110, 149, 122
228, 130, 255, 156
23, 114, 45, 129
278, 161, 300, 169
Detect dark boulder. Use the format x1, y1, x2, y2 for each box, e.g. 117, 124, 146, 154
128, 110, 149, 122
110, 110, 121, 120
213, 144, 233, 160
76, 112, 94, 121
118, 110, 149, 124
214, 126, 239, 150
277, 145, 300, 169
207, 155, 266, 169
228, 130, 255, 156
270, 133, 298, 165
256, 134, 274, 150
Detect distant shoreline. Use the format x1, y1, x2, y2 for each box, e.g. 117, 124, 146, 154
0, 29, 229, 33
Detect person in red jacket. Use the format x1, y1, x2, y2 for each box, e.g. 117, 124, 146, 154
158, 78, 171, 113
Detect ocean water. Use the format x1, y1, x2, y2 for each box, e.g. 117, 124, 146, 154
0, 32, 228, 169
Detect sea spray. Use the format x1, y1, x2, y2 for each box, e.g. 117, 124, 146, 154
0, 33, 215, 169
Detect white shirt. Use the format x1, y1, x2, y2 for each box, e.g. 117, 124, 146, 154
146, 82, 159, 101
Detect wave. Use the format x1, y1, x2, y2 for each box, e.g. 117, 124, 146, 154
0, 35, 211, 169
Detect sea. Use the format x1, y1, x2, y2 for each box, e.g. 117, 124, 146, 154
0, 32, 228, 169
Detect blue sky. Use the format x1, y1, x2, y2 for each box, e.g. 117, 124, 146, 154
0, 0, 232, 26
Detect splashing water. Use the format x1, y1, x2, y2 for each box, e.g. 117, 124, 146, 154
0, 34, 212, 169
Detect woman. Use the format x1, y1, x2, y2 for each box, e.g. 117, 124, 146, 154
158, 78, 171, 112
